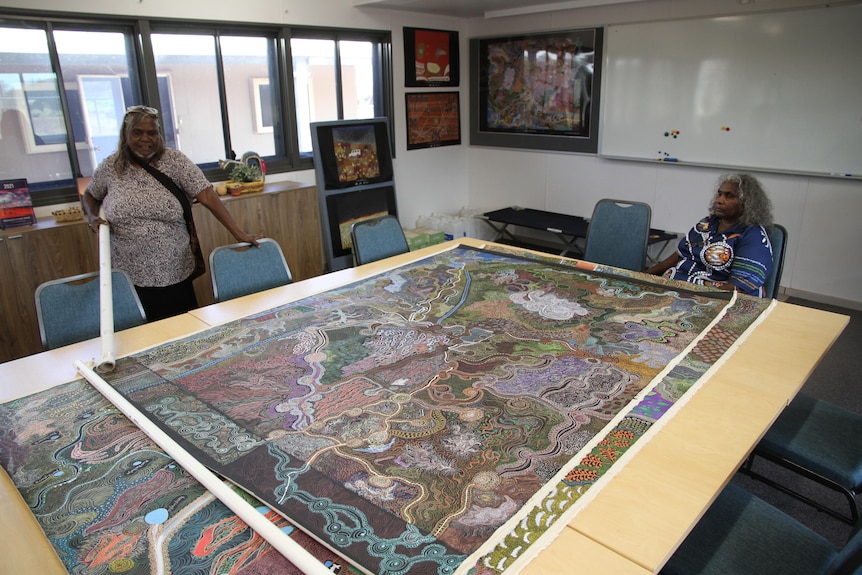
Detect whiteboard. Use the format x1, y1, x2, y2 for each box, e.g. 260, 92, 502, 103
600, 4, 862, 178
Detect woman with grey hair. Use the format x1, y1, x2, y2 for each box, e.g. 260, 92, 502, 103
646, 173, 774, 297
82, 105, 260, 320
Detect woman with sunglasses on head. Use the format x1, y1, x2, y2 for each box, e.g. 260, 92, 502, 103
82, 106, 261, 321
646, 173, 774, 297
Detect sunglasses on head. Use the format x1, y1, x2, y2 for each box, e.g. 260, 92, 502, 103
125, 105, 159, 116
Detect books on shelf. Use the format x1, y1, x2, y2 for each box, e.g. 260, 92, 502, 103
0, 179, 37, 229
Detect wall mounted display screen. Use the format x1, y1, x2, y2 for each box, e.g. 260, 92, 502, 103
469, 28, 602, 153
311, 119, 394, 189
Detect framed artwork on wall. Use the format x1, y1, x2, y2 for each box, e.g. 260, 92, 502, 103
405, 91, 461, 150
403, 27, 459, 87
469, 27, 603, 153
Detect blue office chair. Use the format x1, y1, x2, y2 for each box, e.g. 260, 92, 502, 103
763, 223, 787, 299
742, 392, 862, 524
582, 199, 652, 271
350, 215, 409, 266
661, 482, 862, 575
35, 269, 147, 350
209, 238, 293, 303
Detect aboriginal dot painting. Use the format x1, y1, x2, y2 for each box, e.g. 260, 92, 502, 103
1, 245, 773, 574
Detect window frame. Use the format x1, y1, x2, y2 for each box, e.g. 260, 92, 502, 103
288, 27, 394, 165
0, 10, 393, 207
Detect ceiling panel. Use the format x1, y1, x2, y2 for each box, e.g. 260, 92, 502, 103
354, 0, 649, 19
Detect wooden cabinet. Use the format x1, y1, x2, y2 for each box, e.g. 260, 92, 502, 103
191, 181, 324, 307
266, 182, 323, 281
0, 222, 99, 362
0, 181, 324, 363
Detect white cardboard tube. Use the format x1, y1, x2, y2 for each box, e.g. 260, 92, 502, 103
97, 211, 115, 373
73, 360, 332, 575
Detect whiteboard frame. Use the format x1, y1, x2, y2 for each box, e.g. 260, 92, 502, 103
598, 5, 862, 179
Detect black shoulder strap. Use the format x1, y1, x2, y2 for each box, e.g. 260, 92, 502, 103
138, 160, 193, 223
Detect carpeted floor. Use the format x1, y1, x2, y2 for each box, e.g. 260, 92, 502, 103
730, 297, 861, 549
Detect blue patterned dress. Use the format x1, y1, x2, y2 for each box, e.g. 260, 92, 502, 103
667, 216, 773, 297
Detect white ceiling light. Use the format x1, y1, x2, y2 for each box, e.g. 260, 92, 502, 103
485, 0, 647, 19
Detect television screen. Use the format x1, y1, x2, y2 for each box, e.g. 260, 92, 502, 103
312, 119, 394, 190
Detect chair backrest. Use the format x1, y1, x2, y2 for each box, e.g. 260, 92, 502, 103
209, 238, 293, 303
582, 199, 652, 271
350, 215, 409, 266
35, 269, 147, 350
763, 223, 787, 299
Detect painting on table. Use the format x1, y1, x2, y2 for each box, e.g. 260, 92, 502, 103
1, 245, 773, 574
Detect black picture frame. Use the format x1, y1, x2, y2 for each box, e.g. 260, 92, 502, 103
310, 118, 399, 271
469, 27, 603, 153
403, 27, 459, 88
405, 92, 461, 150
309, 118, 394, 190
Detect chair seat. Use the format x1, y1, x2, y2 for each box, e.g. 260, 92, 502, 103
759, 393, 862, 489
661, 483, 841, 575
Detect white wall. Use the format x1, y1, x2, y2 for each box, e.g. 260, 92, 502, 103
465, 0, 862, 308
12, 0, 862, 307
467, 150, 862, 306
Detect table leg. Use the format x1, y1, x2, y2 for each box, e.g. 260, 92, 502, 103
481, 218, 517, 243
548, 229, 583, 257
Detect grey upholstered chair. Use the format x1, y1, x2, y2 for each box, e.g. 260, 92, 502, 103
209, 238, 293, 303
661, 482, 862, 575
35, 269, 146, 350
764, 223, 787, 299
582, 199, 652, 271
743, 393, 862, 524
350, 215, 409, 266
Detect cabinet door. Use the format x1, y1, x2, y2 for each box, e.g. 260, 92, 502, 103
0, 239, 19, 362
1, 224, 98, 360
268, 186, 324, 281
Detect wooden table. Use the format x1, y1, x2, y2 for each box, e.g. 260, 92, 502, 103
0, 239, 848, 574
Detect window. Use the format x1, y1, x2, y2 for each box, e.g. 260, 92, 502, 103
220, 36, 279, 159
0, 13, 392, 206
54, 28, 139, 174
291, 33, 388, 156
0, 27, 72, 187
150, 32, 224, 164
0, 24, 143, 200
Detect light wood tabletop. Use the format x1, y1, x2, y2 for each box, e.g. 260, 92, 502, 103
568, 302, 848, 571
0, 239, 848, 574
0, 313, 210, 402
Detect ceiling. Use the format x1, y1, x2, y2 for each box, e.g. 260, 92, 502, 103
353, 0, 650, 19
